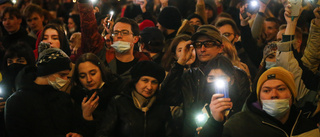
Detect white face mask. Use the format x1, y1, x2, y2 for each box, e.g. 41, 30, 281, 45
69, 27, 76, 33
261, 98, 290, 119
47, 76, 68, 90
111, 41, 131, 53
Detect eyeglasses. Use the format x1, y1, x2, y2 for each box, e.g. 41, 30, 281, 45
222, 32, 234, 37
193, 41, 221, 49
111, 30, 133, 37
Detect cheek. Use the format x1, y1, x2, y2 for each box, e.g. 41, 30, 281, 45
52, 41, 61, 48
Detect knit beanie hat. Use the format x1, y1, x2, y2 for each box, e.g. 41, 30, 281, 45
157, 6, 182, 30
261, 42, 278, 64
139, 19, 155, 31
256, 67, 296, 100
187, 13, 205, 25
130, 61, 165, 83
191, 25, 222, 44
140, 27, 164, 53
36, 48, 71, 76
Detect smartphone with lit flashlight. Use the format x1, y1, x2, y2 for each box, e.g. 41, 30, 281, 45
214, 78, 229, 98
106, 11, 114, 29
289, 0, 302, 17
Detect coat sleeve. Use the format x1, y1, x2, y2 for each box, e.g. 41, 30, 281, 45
251, 12, 265, 48
95, 97, 119, 137
276, 39, 312, 101
301, 19, 320, 74
5, 93, 32, 137
198, 117, 224, 137
78, 3, 105, 55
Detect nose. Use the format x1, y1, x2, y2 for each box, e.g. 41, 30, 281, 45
146, 82, 152, 90
270, 89, 279, 99
200, 45, 206, 52
87, 75, 92, 83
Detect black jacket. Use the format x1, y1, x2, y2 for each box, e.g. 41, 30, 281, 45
1, 27, 36, 50
5, 66, 82, 137
161, 62, 251, 137
96, 90, 175, 137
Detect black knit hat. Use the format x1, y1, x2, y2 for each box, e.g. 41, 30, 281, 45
187, 13, 205, 25
130, 61, 165, 83
157, 6, 182, 30
140, 27, 164, 53
36, 48, 71, 76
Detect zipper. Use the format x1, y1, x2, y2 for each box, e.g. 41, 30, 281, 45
262, 121, 289, 137
290, 110, 302, 136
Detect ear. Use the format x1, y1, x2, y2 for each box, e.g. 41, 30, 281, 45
18, 18, 22, 24
218, 44, 224, 53
40, 16, 45, 22
133, 36, 139, 44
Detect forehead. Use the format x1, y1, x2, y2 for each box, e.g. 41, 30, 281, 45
114, 22, 132, 31
28, 12, 42, 19
44, 28, 58, 35
218, 24, 234, 33
78, 61, 99, 72
139, 75, 157, 81
264, 21, 277, 27
190, 18, 200, 21
262, 79, 287, 88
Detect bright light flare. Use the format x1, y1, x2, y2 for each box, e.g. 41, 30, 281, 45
73, 0, 77, 3
250, 0, 258, 7
12, 0, 17, 4
90, 0, 97, 4
196, 114, 206, 123
214, 79, 227, 89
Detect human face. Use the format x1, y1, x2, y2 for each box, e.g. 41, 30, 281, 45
2, 13, 22, 34
264, 21, 278, 41
207, 69, 231, 83
7, 57, 27, 66
218, 24, 238, 44
205, 8, 213, 19
112, 22, 138, 44
78, 61, 103, 90
26, 13, 44, 32
135, 76, 159, 98
260, 79, 292, 106
175, 41, 196, 65
265, 52, 276, 62
276, 29, 285, 41
68, 18, 76, 31
189, 18, 202, 26
47, 70, 70, 82
195, 36, 223, 63
42, 28, 60, 49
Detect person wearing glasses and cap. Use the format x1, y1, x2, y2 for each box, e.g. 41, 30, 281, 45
78, 0, 150, 81
161, 24, 251, 136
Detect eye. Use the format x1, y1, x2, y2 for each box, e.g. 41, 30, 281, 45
79, 74, 86, 79
43, 36, 48, 40
278, 87, 287, 91
90, 72, 96, 76
262, 89, 270, 93
151, 80, 159, 85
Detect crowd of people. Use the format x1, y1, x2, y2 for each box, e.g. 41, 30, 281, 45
0, 0, 319, 136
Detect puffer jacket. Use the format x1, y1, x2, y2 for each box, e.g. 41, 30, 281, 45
161, 62, 251, 136
95, 90, 175, 137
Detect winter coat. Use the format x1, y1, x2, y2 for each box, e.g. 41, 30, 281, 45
5, 66, 82, 137
95, 91, 175, 137
199, 93, 320, 137
161, 62, 251, 136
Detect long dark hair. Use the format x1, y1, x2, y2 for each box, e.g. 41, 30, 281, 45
161, 34, 192, 71
39, 23, 71, 56
71, 53, 120, 88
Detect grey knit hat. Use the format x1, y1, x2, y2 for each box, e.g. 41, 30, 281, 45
191, 25, 222, 43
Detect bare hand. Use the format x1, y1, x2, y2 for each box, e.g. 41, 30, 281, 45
82, 92, 99, 121
103, 16, 114, 34
93, 7, 100, 14
66, 132, 83, 137
259, 0, 271, 13
284, 3, 302, 24
240, 4, 251, 26
177, 40, 195, 66
209, 94, 232, 122
314, 7, 320, 26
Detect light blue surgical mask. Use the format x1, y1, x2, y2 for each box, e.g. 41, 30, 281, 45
265, 61, 276, 69
262, 98, 290, 119
111, 41, 131, 53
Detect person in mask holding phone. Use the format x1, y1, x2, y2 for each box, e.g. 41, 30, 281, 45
199, 67, 320, 137
78, 0, 150, 81
5, 48, 87, 137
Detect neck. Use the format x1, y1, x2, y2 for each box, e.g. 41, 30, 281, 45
8, 26, 20, 35
115, 51, 135, 62
34, 77, 49, 85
